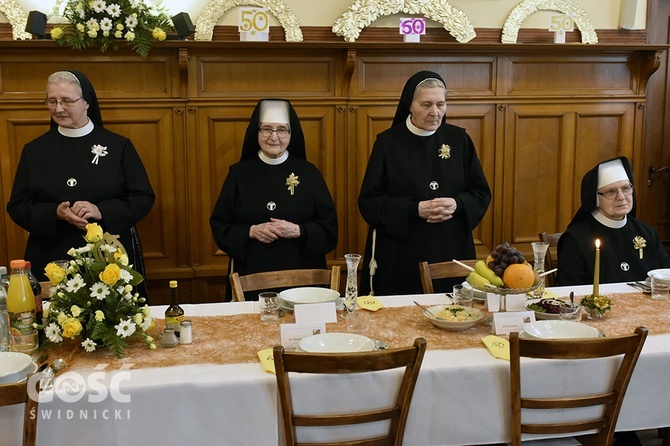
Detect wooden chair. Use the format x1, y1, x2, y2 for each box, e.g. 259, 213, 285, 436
274, 337, 427, 446
229, 265, 341, 302
419, 260, 477, 294
509, 327, 648, 446
538, 231, 563, 287
0, 374, 40, 446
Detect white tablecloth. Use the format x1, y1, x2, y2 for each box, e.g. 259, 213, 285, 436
2, 283, 669, 445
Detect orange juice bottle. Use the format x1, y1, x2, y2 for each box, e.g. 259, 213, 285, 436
6, 259, 37, 352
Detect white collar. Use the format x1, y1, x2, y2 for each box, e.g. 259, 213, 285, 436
258, 149, 289, 165
592, 209, 627, 229
406, 115, 436, 136
58, 119, 94, 137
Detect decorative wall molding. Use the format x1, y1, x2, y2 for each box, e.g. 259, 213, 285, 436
194, 0, 303, 42
0, 0, 32, 40
501, 0, 597, 44
332, 0, 476, 43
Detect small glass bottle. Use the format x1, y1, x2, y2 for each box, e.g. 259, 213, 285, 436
25, 261, 43, 325
0, 267, 10, 352
6, 259, 38, 353
165, 280, 184, 337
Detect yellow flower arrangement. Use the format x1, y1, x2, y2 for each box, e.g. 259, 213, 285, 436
41, 223, 155, 357
50, 0, 174, 58
580, 294, 612, 315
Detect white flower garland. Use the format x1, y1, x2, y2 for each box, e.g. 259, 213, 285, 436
0, 0, 33, 40
195, 0, 303, 42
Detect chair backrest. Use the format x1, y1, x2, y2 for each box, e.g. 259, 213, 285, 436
419, 260, 477, 294
509, 326, 648, 446
229, 265, 341, 302
0, 374, 40, 446
538, 231, 563, 286
274, 337, 427, 446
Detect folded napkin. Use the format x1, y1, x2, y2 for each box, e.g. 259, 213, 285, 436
481, 335, 509, 361
357, 295, 384, 311
257, 348, 275, 374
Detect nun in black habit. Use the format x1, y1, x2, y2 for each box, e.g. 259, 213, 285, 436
7, 70, 155, 294
358, 71, 491, 295
557, 156, 670, 286
210, 99, 338, 300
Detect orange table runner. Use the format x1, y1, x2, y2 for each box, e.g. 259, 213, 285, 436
48, 292, 670, 371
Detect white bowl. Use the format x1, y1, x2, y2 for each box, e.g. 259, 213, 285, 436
299, 333, 376, 353
279, 287, 340, 305
648, 269, 670, 278
422, 305, 485, 331
523, 320, 600, 339
0, 352, 34, 384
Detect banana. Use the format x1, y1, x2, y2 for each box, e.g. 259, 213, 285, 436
467, 271, 490, 288
475, 260, 504, 287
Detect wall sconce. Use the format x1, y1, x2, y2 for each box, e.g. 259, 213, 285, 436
25, 11, 48, 39
171, 12, 195, 40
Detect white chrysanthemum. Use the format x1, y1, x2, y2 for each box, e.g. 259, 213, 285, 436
81, 339, 97, 352
86, 18, 99, 31
45, 323, 63, 343
106, 3, 121, 17
120, 269, 133, 283
141, 316, 153, 331
66, 275, 85, 293
114, 319, 136, 338
91, 0, 106, 13
129, 0, 140, 7
125, 14, 138, 29
99, 18, 113, 32
90, 282, 110, 300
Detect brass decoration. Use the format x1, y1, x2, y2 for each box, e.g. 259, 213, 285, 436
1, 0, 33, 40
195, 0, 303, 42
333, 0, 476, 43
501, 0, 597, 44
438, 144, 451, 160
286, 172, 300, 195
633, 236, 646, 260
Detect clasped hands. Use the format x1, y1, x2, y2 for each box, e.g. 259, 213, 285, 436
418, 197, 457, 223
250, 218, 301, 243
57, 201, 102, 230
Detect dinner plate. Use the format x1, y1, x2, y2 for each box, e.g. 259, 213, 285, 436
461, 281, 487, 302
299, 333, 376, 353
279, 287, 340, 305
648, 268, 670, 278
523, 320, 600, 339
524, 298, 571, 320
276, 296, 344, 312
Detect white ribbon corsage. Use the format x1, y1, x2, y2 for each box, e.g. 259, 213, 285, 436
633, 236, 646, 260
91, 144, 108, 165
286, 172, 300, 196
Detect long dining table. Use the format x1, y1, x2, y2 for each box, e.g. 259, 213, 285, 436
1, 282, 669, 446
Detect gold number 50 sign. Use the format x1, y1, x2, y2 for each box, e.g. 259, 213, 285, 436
239, 8, 269, 33
549, 14, 574, 32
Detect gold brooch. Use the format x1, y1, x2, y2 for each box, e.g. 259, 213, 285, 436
438, 144, 451, 160
286, 172, 300, 195
633, 236, 647, 259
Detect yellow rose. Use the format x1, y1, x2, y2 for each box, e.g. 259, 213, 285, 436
57, 312, 68, 325
50, 27, 64, 40
70, 305, 82, 317
152, 28, 166, 41
99, 264, 121, 286
114, 251, 129, 266
76, 23, 85, 33
95, 310, 105, 321
87, 30, 98, 38
133, 313, 143, 325
45, 263, 66, 284
61, 318, 83, 339
114, 31, 123, 39
85, 223, 103, 243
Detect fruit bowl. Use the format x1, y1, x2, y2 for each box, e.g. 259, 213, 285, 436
465, 279, 538, 296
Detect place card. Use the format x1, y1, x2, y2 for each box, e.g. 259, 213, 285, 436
280, 322, 326, 350
486, 293, 528, 312
294, 302, 337, 324
257, 348, 275, 374
492, 311, 535, 336
357, 295, 383, 311
481, 335, 509, 360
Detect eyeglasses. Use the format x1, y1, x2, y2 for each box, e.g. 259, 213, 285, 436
597, 184, 635, 200
45, 97, 83, 109
258, 127, 290, 138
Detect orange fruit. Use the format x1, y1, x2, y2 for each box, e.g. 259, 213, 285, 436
503, 263, 535, 289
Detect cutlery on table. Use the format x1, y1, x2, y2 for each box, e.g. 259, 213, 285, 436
413, 301, 438, 318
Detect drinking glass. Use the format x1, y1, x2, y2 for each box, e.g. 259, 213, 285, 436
344, 254, 361, 314
259, 292, 279, 321
346, 311, 370, 333
559, 304, 582, 322
531, 242, 549, 298
452, 284, 473, 307
650, 273, 670, 301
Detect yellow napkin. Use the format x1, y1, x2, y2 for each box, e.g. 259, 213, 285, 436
526, 289, 560, 300
356, 295, 384, 311
257, 348, 276, 374
482, 335, 509, 360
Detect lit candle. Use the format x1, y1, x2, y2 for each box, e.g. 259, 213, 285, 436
593, 239, 600, 296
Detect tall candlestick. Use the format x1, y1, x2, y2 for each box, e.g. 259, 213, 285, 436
593, 239, 600, 296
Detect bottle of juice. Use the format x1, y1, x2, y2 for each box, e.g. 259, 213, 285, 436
6, 259, 38, 352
